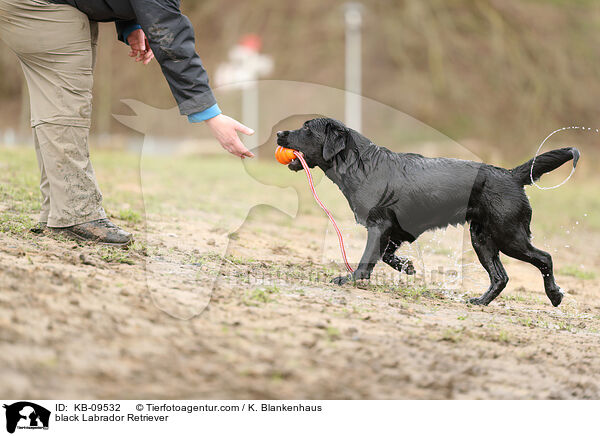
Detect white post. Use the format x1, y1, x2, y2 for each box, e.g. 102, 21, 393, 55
215, 36, 272, 156
344, 2, 363, 133
242, 82, 259, 153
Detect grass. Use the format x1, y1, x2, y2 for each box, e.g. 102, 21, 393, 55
129, 240, 149, 256
325, 326, 341, 341
2, 145, 597, 241
138, 151, 305, 220
183, 252, 205, 266
244, 286, 280, 306
555, 320, 578, 332
432, 247, 454, 256
506, 313, 590, 334
394, 285, 444, 301
440, 327, 464, 343
366, 282, 441, 302
226, 254, 255, 265
118, 209, 143, 224
0, 211, 34, 235
528, 180, 600, 234
1, 145, 598, 307
0, 149, 39, 235
502, 291, 543, 305
98, 247, 135, 265
557, 265, 596, 280
497, 330, 511, 344
517, 317, 535, 328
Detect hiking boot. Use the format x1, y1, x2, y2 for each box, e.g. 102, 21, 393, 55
30, 222, 47, 235
49, 218, 133, 247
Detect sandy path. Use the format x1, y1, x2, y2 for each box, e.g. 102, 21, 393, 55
1, 208, 599, 400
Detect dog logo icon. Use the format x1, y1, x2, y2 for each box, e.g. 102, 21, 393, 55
3, 402, 50, 434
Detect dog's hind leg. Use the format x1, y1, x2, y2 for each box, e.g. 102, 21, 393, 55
382, 240, 416, 275
468, 223, 509, 305
497, 229, 563, 307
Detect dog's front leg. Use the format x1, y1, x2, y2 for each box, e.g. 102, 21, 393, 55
332, 224, 390, 285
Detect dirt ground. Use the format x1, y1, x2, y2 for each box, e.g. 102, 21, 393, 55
1, 147, 599, 399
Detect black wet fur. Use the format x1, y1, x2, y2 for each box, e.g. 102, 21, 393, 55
277, 118, 579, 306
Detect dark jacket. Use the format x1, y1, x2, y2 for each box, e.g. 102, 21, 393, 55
49, 0, 216, 115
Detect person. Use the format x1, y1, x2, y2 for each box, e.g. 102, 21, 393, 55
0, 0, 255, 246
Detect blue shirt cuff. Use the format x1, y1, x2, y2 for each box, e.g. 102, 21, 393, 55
187, 104, 222, 122
122, 24, 142, 45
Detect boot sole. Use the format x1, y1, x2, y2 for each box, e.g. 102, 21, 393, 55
49, 227, 133, 248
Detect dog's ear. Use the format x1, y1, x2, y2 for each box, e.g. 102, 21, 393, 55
322, 123, 348, 161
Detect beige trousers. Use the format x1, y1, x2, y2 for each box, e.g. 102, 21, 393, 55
0, 0, 106, 227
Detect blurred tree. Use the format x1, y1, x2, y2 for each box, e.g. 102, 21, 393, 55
1, 0, 600, 155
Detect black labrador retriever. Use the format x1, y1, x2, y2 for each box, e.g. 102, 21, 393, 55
277, 118, 579, 306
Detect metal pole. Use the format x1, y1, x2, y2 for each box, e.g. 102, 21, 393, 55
344, 2, 363, 132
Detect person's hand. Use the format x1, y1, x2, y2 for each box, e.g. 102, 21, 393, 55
127, 29, 154, 65
205, 114, 255, 158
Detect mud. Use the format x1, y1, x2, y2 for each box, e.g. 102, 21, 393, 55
1, 208, 599, 399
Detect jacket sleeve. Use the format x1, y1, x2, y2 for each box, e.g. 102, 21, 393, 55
115, 19, 140, 43
129, 0, 217, 116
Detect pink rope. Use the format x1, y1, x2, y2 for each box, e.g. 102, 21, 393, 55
294, 151, 354, 273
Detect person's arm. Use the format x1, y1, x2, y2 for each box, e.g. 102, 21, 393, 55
127, 0, 254, 157
128, 0, 215, 115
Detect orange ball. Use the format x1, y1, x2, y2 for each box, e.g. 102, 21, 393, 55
275, 146, 296, 165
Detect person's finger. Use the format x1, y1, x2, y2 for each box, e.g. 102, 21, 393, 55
140, 38, 154, 64
142, 50, 154, 65
129, 49, 137, 57
234, 121, 255, 136
230, 137, 254, 158
223, 141, 240, 157
228, 147, 242, 157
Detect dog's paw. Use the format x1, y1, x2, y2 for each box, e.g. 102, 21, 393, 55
548, 288, 564, 307
383, 255, 416, 275
467, 297, 488, 306
402, 260, 416, 275
332, 274, 352, 285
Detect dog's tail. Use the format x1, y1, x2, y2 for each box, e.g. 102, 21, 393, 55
511, 147, 580, 186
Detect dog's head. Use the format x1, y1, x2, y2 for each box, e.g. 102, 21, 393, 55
276, 118, 350, 171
